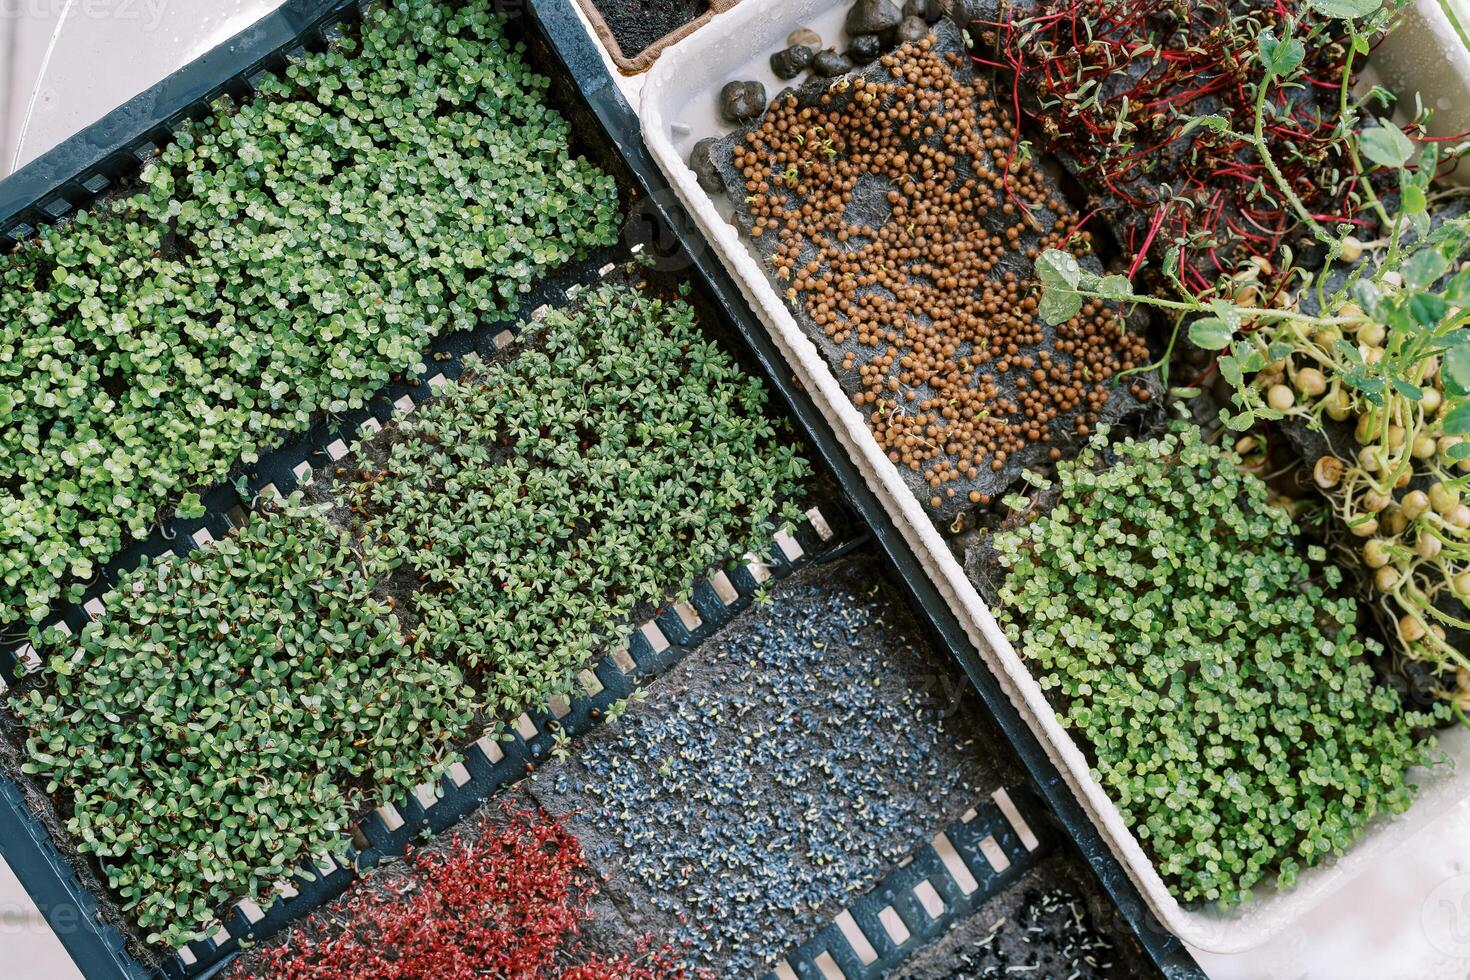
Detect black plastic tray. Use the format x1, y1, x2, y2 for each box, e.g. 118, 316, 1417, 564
523, 0, 1203, 976
0, 0, 1205, 977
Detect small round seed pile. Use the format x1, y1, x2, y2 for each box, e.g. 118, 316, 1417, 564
732, 37, 1150, 506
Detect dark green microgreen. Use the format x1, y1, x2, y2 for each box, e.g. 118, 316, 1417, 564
0, 1, 620, 627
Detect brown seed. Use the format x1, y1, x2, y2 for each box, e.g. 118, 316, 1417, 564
735, 38, 1144, 499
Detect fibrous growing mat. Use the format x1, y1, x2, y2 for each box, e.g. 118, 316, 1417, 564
710, 23, 1155, 522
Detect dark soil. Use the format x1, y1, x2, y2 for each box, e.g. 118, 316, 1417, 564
591, 0, 709, 58
901, 854, 1155, 979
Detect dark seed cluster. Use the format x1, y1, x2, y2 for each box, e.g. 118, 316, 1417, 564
908, 883, 1124, 980
731, 35, 1150, 507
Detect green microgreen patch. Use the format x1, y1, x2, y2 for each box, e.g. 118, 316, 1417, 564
0, 1, 618, 628
351, 283, 812, 717
15, 500, 472, 946
993, 425, 1445, 907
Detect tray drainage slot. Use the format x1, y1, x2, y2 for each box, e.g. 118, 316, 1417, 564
710, 569, 739, 605
375, 803, 405, 832
933, 831, 980, 894
976, 835, 1010, 874
913, 879, 945, 919
877, 904, 910, 945
475, 735, 504, 765
833, 910, 879, 966
813, 951, 846, 979
639, 620, 670, 654
992, 788, 1040, 851
513, 713, 537, 741
611, 641, 636, 673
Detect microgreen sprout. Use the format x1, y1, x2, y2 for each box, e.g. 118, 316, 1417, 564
993, 424, 1446, 906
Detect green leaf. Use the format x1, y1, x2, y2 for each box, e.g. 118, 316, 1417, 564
1390, 377, 1423, 401
1038, 288, 1084, 326
1218, 354, 1243, 387
1225, 409, 1257, 431
1162, 246, 1180, 279
1402, 249, 1450, 288
1359, 120, 1415, 169
1097, 275, 1133, 302
1258, 30, 1305, 77
1035, 249, 1083, 289
1445, 345, 1470, 396
1345, 371, 1385, 402
1402, 182, 1427, 215
1208, 298, 1242, 329
1443, 401, 1470, 435
1445, 267, 1470, 304
175, 492, 207, 521
1188, 316, 1234, 350
1177, 114, 1229, 138
1409, 291, 1448, 327
1307, 0, 1382, 18
1351, 278, 1383, 317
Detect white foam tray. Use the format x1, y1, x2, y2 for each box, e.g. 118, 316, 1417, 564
637, 0, 1470, 954
1371, 0, 1470, 170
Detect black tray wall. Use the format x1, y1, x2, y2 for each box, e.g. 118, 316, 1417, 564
523, 0, 1205, 975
